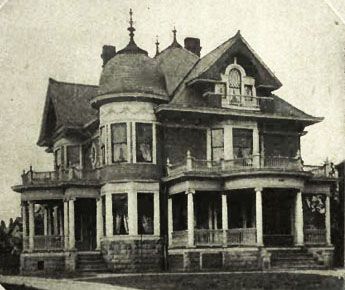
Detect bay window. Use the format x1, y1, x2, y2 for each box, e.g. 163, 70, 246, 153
137, 193, 154, 235
136, 123, 153, 163
111, 123, 128, 163
112, 194, 128, 235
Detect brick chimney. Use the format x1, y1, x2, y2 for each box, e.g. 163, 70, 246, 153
101, 45, 116, 67
184, 37, 201, 57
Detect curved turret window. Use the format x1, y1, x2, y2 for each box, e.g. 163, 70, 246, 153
228, 68, 241, 95
136, 123, 153, 163
111, 123, 128, 163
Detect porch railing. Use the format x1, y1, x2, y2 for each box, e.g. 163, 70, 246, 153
21, 166, 100, 185
171, 230, 188, 248
23, 236, 64, 251
304, 228, 327, 245
227, 228, 257, 246
194, 229, 223, 246
167, 152, 333, 178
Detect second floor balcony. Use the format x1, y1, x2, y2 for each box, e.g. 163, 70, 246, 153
166, 151, 334, 179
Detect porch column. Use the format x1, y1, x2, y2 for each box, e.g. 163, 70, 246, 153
255, 188, 263, 246
28, 201, 34, 252
105, 194, 113, 237
294, 191, 304, 246
154, 191, 160, 236
53, 206, 59, 235
168, 197, 173, 247
63, 200, 69, 250
96, 197, 103, 250
43, 206, 48, 236
325, 195, 331, 245
21, 203, 27, 251
222, 193, 228, 247
186, 189, 195, 247
68, 199, 75, 250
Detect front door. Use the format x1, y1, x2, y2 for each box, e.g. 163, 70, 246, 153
75, 198, 96, 251
263, 190, 294, 246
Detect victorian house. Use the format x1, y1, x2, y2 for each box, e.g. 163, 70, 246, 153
13, 11, 337, 273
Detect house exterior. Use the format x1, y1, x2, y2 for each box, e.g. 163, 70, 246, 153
13, 11, 337, 273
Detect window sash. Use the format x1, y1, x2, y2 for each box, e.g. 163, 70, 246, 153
137, 193, 154, 235
233, 128, 253, 159
111, 123, 128, 163
66, 145, 80, 168
136, 123, 153, 163
211, 129, 224, 161
112, 194, 128, 235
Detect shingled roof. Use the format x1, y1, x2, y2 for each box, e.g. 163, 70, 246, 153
37, 78, 98, 146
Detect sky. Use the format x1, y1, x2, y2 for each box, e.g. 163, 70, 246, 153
0, 0, 344, 221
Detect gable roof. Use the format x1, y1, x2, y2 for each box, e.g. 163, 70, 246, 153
37, 78, 98, 146
155, 46, 199, 96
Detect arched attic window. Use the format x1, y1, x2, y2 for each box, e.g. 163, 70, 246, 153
228, 68, 241, 95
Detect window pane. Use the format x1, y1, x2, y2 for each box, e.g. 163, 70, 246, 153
233, 129, 253, 159
66, 145, 80, 168
111, 123, 127, 162
211, 129, 224, 147
212, 148, 224, 161
137, 193, 154, 235
136, 123, 153, 163
112, 194, 128, 235
55, 148, 62, 168
229, 69, 241, 88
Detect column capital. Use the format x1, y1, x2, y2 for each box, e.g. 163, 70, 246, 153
185, 189, 195, 195
255, 187, 263, 192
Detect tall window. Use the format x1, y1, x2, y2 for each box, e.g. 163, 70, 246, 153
228, 68, 241, 95
136, 123, 153, 163
66, 145, 80, 168
111, 123, 127, 163
100, 126, 106, 165
112, 194, 128, 235
137, 193, 154, 235
54, 148, 63, 169
211, 129, 224, 161
233, 128, 253, 159
172, 194, 187, 231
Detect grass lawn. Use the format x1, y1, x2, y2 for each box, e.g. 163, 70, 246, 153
85, 273, 344, 290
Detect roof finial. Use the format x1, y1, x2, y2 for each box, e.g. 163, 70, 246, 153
155, 35, 160, 56
173, 26, 177, 42
170, 26, 182, 48
128, 8, 136, 43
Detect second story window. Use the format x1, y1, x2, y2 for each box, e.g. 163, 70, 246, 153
233, 128, 253, 160
136, 123, 153, 163
228, 68, 241, 95
111, 123, 127, 163
54, 147, 63, 170
66, 145, 80, 168
211, 128, 224, 161
100, 126, 106, 165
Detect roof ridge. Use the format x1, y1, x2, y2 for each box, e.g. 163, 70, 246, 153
49, 77, 98, 88
155, 45, 199, 60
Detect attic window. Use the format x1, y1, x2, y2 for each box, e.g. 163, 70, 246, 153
228, 69, 241, 95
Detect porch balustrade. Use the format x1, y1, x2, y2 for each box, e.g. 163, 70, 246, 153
167, 153, 308, 176
170, 228, 257, 248
227, 228, 257, 246
23, 235, 64, 251
304, 229, 327, 245
21, 166, 100, 185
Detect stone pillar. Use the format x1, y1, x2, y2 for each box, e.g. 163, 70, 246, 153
22, 203, 27, 251
63, 200, 69, 250
294, 191, 304, 246
186, 189, 195, 247
53, 206, 59, 235
105, 194, 113, 237
255, 188, 263, 246
168, 197, 173, 247
96, 197, 103, 250
128, 191, 138, 235
325, 195, 331, 245
28, 201, 35, 252
43, 206, 48, 236
154, 191, 160, 236
222, 193, 228, 247
68, 199, 75, 250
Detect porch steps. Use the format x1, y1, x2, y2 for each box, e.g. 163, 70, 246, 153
269, 248, 326, 270
76, 252, 109, 273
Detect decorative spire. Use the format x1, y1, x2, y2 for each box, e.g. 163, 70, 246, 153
170, 26, 182, 48
117, 9, 148, 55
128, 8, 135, 43
155, 35, 160, 56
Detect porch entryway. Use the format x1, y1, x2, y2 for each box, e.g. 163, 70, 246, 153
263, 189, 295, 246
75, 198, 96, 251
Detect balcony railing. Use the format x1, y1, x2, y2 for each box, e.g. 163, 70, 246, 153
227, 228, 257, 246
221, 94, 274, 109
167, 152, 333, 178
195, 229, 223, 246
171, 230, 188, 248
21, 166, 100, 185
304, 228, 327, 245
23, 235, 64, 251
